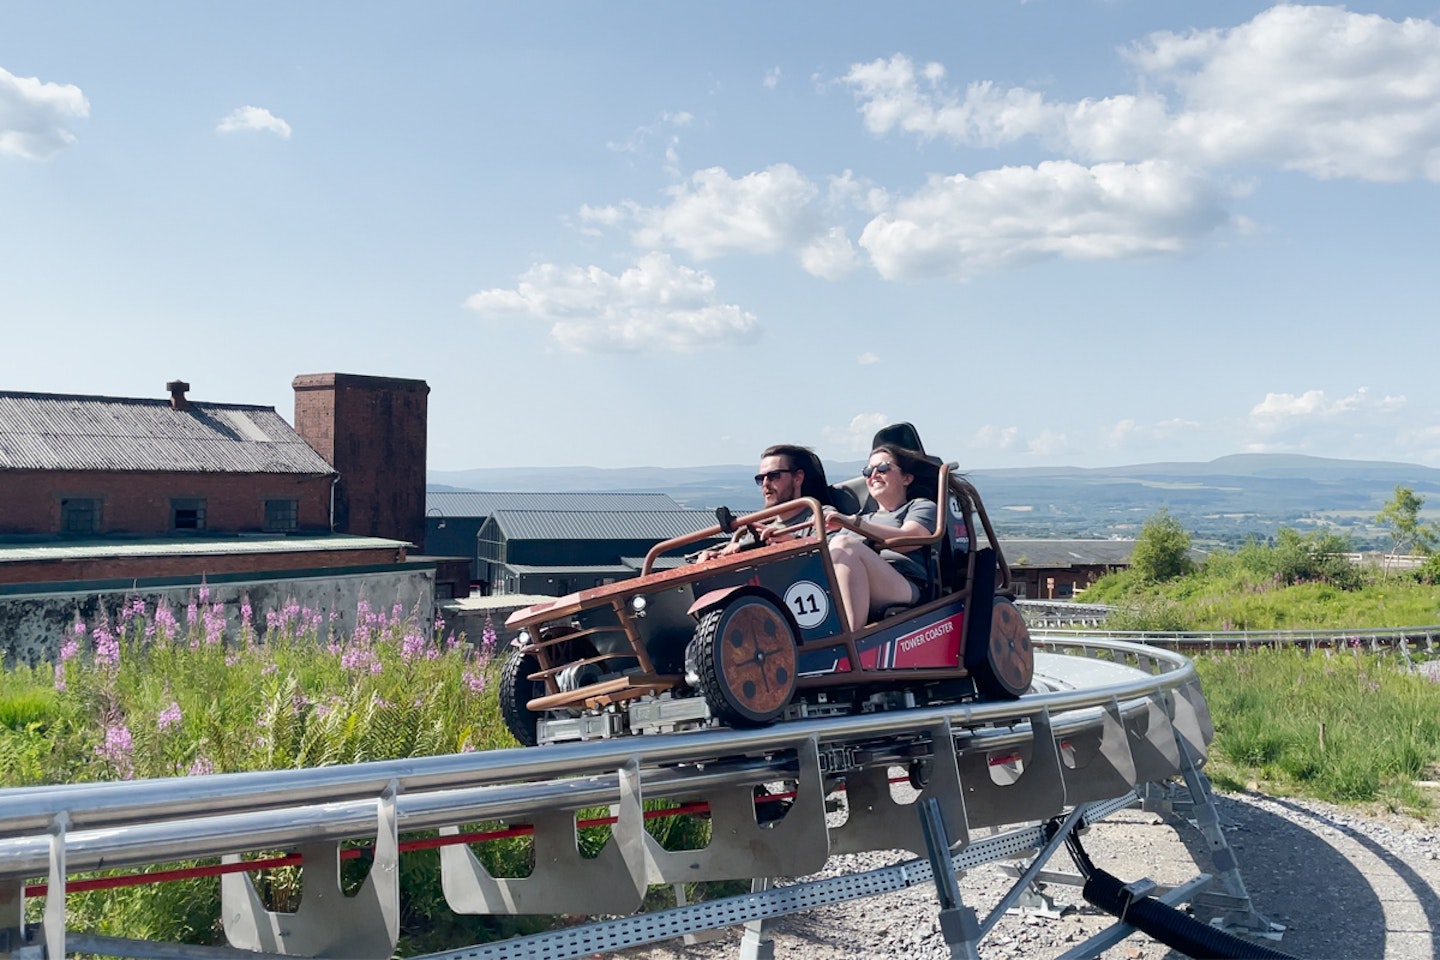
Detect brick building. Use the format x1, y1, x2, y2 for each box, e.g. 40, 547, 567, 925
0, 375, 434, 663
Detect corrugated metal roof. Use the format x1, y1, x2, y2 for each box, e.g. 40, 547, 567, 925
1000, 539, 1136, 569
0, 534, 407, 563
426, 491, 681, 516
488, 509, 720, 541
0, 391, 335, 475
502, 563, 638, 576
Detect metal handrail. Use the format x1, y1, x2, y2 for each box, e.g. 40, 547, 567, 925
1033, 624, 1440, 651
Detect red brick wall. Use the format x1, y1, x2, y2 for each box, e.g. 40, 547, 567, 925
292, 373, 429, 547
0, 547, 405, 585
0, 470, 333, 536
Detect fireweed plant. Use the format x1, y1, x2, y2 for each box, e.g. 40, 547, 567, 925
10, 589, 505, 787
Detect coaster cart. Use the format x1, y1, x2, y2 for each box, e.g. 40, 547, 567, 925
499, 461, 1034, 746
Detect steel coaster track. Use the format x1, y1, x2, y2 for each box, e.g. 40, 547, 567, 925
1, 637, 1261, 960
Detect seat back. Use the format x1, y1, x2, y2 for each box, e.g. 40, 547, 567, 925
938, 477, 973, 595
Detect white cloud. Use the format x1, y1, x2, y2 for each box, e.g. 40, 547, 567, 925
857, 352, 880, 366
823, 413, 890, 454
860, 159, 1230, 280
216, 106, 292, 140
1026, 429, 1072, 457
842, 8, 1440, 183
799, 226, 859, 280
1243, 386, 1414, 458
463, 252, 759, 353
633, 164, 821, 258
1249, 386, 1405, 430
607, 111, 693, 174
0, 66, 89, 159
763, 67, 783, 90
970, 424, 1019, 450
1126, 5, 1440, 181
1107, 417, 1201, 449
587, 164, 860, 279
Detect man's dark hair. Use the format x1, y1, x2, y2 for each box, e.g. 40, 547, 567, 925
761, 444, 832, 504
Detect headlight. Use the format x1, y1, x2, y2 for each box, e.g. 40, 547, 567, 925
516, 629, 531, 647
631, 595, 648, 614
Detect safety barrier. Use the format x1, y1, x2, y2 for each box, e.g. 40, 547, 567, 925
1, 638, 1272, 960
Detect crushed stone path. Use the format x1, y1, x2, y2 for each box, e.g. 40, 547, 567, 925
617, 790, 1440, 960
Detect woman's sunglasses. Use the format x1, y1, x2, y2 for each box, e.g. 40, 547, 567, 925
862, 462, 895, 478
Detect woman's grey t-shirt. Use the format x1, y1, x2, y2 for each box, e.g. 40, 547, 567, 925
840, 497, 937, 581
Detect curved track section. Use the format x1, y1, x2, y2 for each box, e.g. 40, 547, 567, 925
0, 638, 1229, 960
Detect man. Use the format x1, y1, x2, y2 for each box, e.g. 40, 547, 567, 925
696, 444, 825, 561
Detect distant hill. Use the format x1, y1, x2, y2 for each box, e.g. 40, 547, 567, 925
428, 454, 1440, 548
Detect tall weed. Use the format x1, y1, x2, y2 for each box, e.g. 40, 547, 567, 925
1195, 647, 1440, 815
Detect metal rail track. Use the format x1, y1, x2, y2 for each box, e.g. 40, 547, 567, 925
0, 638, 1265, 960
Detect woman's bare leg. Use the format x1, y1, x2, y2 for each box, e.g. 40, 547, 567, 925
828, 537, 915, 631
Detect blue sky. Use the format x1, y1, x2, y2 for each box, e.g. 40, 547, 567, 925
4, 2, 1440, 472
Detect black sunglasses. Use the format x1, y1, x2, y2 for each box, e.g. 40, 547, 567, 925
753, 468, 795, 486
862, 462, 896, 478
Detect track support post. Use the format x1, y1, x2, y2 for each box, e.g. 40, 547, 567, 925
919, 798, 981, 960
1174, 733, 1286, 941
43, 813, 67, 960
736, 877, 777, 960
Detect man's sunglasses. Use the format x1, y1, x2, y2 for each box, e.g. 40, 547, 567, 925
753, 469, 795, 485
862, 462, 896, 478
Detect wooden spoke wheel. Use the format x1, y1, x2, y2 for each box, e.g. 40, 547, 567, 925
687, 595, 798, 727
499, 649, 547, 747
971, 597, 1034, 699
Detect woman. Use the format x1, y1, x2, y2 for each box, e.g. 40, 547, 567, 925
822, 444, 938, 632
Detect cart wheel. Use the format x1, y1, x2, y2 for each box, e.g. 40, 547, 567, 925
499, 649, 546, 746
687, 595, 797, 727
969, 597, 1033, 699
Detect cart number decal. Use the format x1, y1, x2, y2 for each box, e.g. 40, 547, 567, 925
784, 581, 828, 629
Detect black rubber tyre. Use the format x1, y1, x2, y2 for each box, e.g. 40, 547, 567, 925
686, 595, 797, 727
966, 596, 1034, 699
499, 649, 546, 747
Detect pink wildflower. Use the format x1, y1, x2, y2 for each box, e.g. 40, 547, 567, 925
401, 632, 427, 661
158, 702, 182, 732
95, 722, 135, 779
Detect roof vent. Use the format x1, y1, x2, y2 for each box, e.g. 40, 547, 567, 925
167, 380, 191, 411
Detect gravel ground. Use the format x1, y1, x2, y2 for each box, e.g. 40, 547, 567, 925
619, 789, 1440, 960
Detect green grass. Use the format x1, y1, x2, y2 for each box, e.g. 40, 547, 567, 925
1195, 647, 1440, 816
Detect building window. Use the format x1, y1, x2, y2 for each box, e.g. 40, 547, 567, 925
61, 498, 100, 534
264, 499, 299, 532
171, 498, 207, 531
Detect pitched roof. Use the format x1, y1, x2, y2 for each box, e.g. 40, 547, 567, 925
0, 391, 335, 475
426, 490, 680, 516
485, 509, 721, 542
999, 539, 1136, 569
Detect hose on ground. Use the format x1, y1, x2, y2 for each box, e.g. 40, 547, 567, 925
1063, 829, 1298, 960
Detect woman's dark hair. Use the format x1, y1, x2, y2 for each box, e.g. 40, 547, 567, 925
870, 443, 938, 502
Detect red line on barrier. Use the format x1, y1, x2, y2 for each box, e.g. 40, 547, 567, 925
19, 795, 764, 899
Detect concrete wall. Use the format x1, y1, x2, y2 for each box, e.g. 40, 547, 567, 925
2, 566, 436, 668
